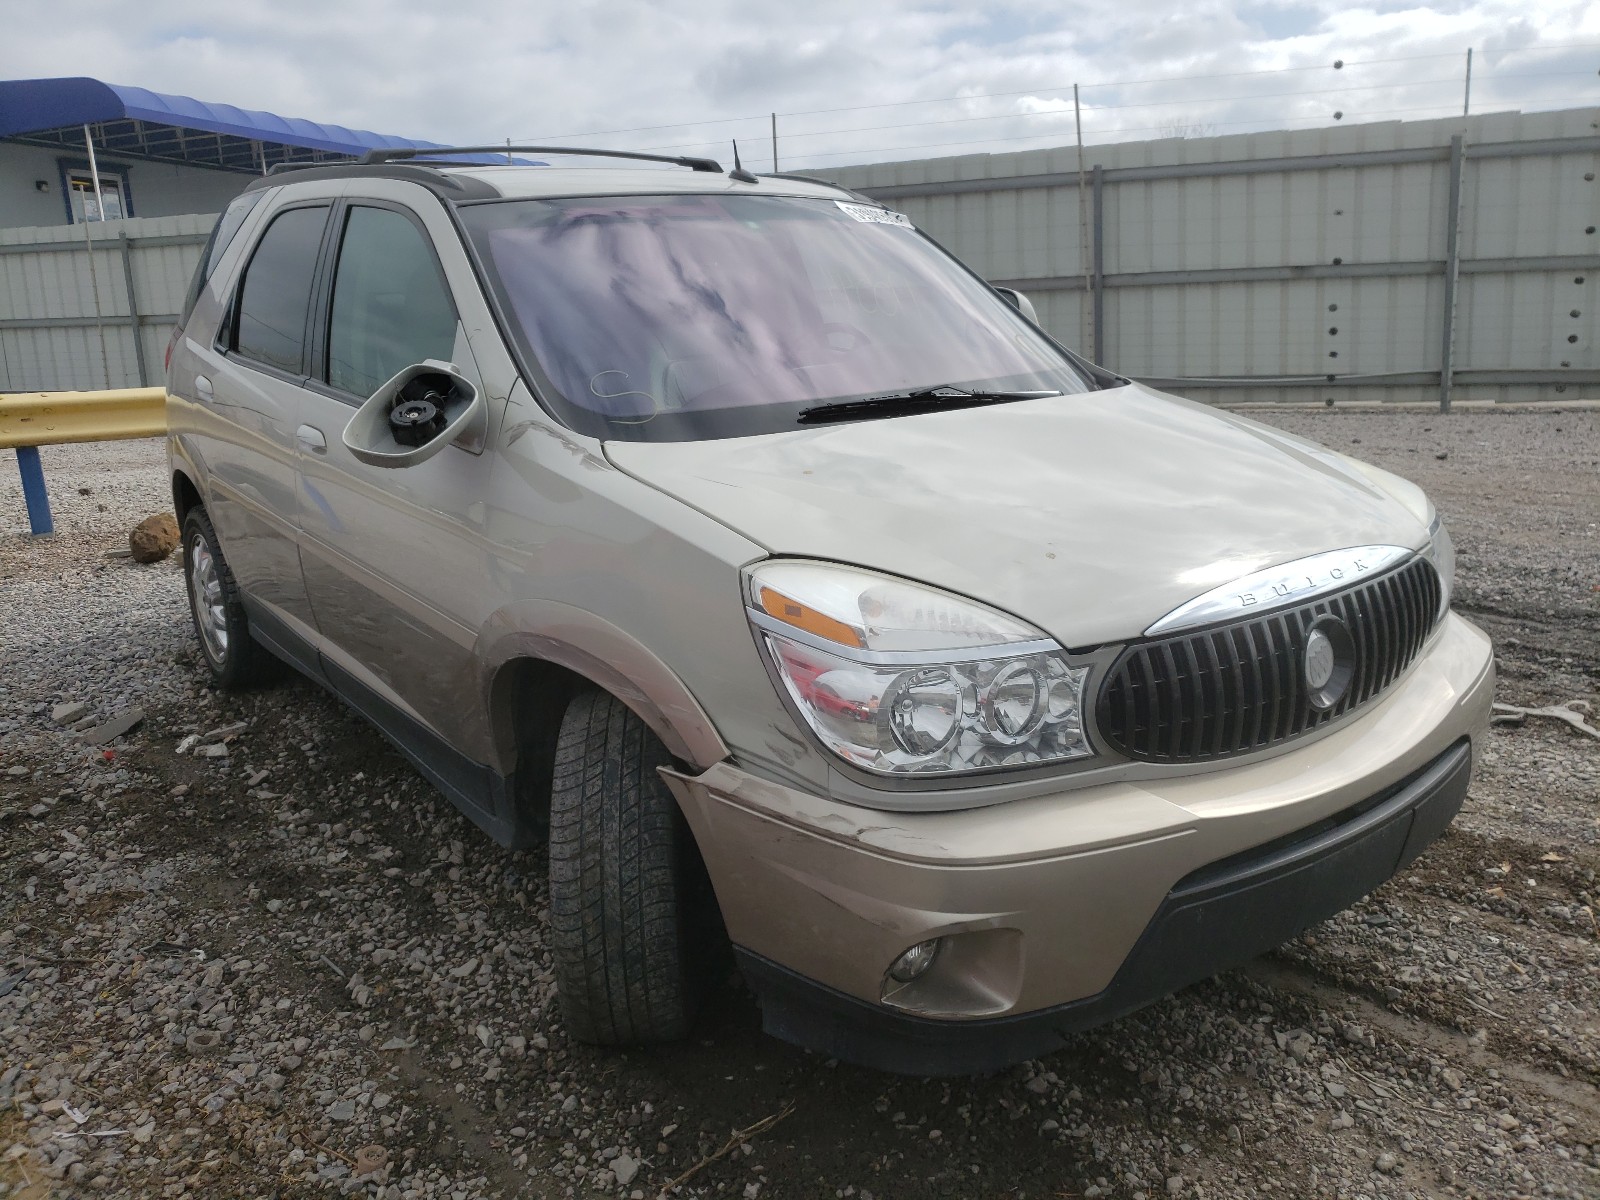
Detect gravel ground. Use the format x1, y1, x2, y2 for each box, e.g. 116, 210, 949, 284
1, 409, 1597, 1200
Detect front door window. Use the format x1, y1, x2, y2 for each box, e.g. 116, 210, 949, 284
326, 206, 458, 398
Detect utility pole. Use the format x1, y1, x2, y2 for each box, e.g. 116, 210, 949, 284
80, 123, 113, 389
1074, 85, 1091, 354
771, 113, 779, 172
1462, 48, 1473, 116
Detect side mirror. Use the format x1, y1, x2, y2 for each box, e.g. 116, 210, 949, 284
993, 286, 1039, 325
342, 360, 485, 468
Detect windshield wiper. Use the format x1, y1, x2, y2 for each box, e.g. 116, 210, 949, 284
796, 386, 1061, 425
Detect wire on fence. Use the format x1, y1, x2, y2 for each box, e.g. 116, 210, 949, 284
514, 42, 1600, 172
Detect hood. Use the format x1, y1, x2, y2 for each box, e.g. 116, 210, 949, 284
604, 384, 1432, 648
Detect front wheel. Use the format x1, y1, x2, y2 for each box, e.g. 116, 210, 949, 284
547, 689, 708, 1044
181, 506, 277, 690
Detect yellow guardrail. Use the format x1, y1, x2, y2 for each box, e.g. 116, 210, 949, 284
0, 386, 167, 451
3, 387, 168, 535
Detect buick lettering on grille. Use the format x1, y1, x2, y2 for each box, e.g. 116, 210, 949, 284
1146, 545, 1415, 636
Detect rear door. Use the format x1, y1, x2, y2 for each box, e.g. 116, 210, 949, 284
294, 186, 509, 764
189, 198, 333, 652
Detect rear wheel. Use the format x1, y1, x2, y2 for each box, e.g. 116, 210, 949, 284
181, 506, 277, 690
548, 689, 707, 1044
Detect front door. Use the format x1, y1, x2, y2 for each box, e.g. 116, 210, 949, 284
294, 198, 500, 763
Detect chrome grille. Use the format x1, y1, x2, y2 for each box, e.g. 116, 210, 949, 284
1097, 556, 1442, 763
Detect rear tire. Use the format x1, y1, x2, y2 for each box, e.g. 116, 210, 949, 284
548, 689, 704, 1044
181, 506, 277, 691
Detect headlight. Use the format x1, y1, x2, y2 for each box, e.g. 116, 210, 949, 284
1422, 509, 1456, 618
745, 562, 1092, 776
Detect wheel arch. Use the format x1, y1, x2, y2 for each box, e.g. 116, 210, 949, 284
479, 600, 731, 827
172, 467, 203, 525
479, 600, 730, 772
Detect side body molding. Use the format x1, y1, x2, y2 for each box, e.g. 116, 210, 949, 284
477, 598, 732, 772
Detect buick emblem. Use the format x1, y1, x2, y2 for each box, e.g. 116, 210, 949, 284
1304, 618, 1355, 711
1304, 629, 1336, 691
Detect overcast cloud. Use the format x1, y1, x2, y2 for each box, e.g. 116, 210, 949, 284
3, 0, 1596, 169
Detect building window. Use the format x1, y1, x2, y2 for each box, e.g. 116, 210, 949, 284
57, 160, 133, 223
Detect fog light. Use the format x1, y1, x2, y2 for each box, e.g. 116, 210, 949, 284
888, 938, 943, 983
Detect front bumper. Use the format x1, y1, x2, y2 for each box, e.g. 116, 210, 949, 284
663, 611, 1494, 1074
736, 738, 1469, 1074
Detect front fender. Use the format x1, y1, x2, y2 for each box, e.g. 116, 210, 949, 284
476, 598, 731, 772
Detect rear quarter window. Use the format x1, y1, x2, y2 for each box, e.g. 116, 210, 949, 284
179, 189, 266, 328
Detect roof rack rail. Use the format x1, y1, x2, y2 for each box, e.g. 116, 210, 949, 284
248, 161, 502, 200
760, 172, 879, 204
360, 145, 724, 173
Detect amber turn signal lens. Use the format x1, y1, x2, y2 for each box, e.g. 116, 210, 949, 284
757, 585, 866, 648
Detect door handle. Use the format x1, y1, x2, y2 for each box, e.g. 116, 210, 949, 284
296, 424, 327, 452
193, 375, 213, 399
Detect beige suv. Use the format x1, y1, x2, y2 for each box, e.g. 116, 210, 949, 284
166, 146, 1494, 1074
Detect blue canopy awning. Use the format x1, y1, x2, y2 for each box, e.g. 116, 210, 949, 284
0, 77, 475, 172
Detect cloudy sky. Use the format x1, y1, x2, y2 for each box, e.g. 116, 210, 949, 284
4, 0, 1597, 169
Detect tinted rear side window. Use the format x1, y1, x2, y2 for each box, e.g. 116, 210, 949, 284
326, 206, 457, 397
233, 205, 329, 374
179, 189, 265, 327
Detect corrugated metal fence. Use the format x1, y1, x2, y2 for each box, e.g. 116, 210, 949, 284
0, 213, 213, 392
823, 107, 1600, 405
3, 108, 1597, 404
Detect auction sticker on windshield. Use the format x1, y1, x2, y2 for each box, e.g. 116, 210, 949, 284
835, 201, 913, 227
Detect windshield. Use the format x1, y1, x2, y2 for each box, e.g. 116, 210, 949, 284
461, 193, 1091, 441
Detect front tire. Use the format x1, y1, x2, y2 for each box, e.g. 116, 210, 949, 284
181, 506, 276, 691
548, 689, 705, 1044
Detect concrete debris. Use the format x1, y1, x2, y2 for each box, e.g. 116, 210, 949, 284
1491, 699, 1599, 740
612, 1153, 640, 1186
185, 1031, 222, 1056
353, 1144, 389, 1177
79, 707, 144, 746
51, 701, 87, 725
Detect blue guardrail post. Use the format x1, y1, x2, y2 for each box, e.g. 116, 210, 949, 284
16, 445, 54, 535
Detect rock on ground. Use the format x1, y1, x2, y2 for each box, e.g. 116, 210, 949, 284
129, 511, 178, 563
